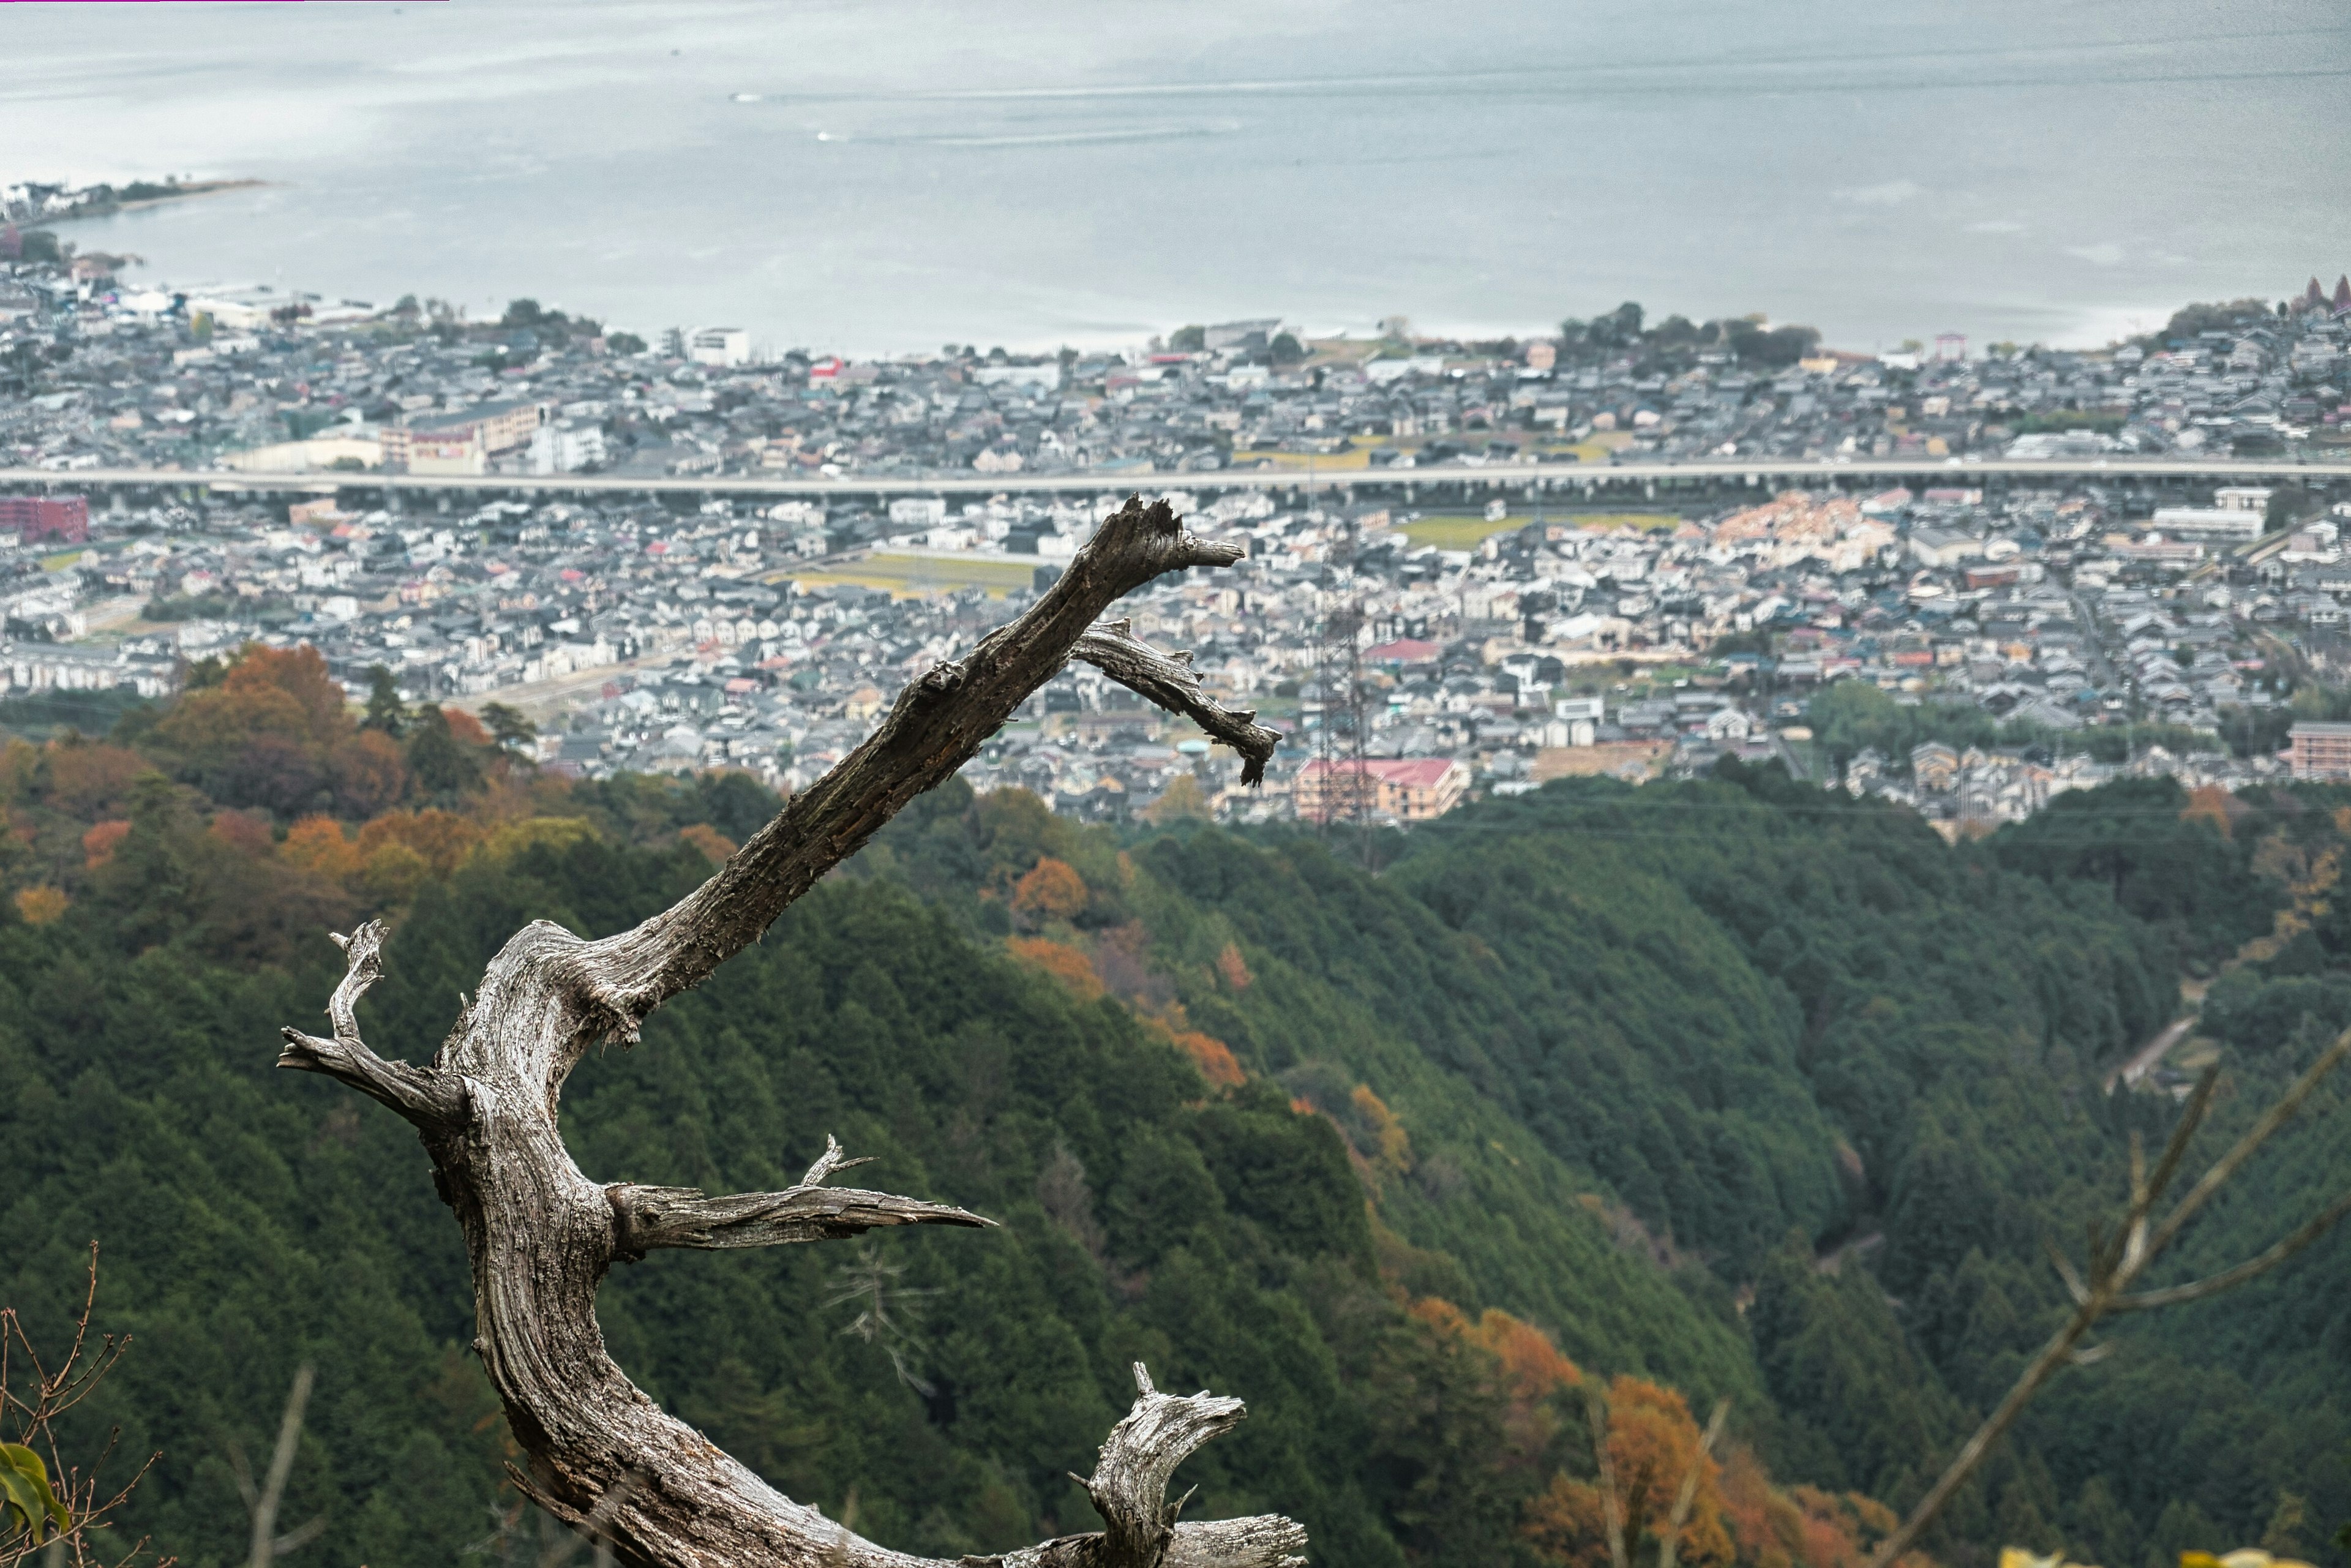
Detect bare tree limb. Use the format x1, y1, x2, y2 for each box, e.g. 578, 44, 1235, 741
606, 1180, 990, 1259
2040, 1236, 2090, 1308
2139, 1030, 2351, 1259
1068, 623, 1281, 786
572, 497, 1265, 1037
274, 500, 1302, 1568
1081, 1365, 1279, 1568
270, 1517, 326, 1558
978, 1367, 1306, 1568
801, 1133, 875, 1188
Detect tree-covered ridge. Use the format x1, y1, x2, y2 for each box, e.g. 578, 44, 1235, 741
849, 765, 2351, 1559
1, 651, 1907, 1568
2, 644, 2348, 1567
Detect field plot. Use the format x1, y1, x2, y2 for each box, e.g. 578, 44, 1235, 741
1399, 511, 1682, 550
777, 550, 1041, 598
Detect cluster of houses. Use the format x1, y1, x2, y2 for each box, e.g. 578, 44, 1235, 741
6, 451, 2344, 831
6, 241, 2351, 829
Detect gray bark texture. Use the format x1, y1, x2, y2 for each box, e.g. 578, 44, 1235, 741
276, 499, 1302, 1568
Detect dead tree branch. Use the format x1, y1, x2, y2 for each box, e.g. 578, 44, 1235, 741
1867, 1032, 2351, 1567
606, 1166, 990, 1260
276, 500, 1297, 1568
1068, 623, 1280, 786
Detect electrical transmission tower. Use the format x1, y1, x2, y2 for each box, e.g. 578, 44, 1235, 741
1313, 523, 1374, 866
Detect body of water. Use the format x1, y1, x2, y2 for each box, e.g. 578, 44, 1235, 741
6, 0, 2348, 355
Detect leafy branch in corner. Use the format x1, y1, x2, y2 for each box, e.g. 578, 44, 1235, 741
0, 1245, 166, 1568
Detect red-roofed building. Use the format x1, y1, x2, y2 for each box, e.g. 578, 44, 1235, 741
1, 495, 89, 546
1364, 637, 1441, 667
1295, 756, 1469, 823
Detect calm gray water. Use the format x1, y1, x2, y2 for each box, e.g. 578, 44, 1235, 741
7, 0, 2348, 355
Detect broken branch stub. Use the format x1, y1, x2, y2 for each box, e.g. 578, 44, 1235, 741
275, 500, 1300, 1568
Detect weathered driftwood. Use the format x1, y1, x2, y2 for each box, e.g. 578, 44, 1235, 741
277, 499, 1299, 1568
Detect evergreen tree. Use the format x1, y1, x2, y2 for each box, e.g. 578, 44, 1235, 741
362, 664, 408, 737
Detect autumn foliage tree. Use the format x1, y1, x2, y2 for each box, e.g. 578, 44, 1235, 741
1525, 1378, 1732, 1568
1011, 855, 1089, 923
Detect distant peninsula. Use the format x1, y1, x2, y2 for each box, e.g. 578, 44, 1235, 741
1, 175, 266, 228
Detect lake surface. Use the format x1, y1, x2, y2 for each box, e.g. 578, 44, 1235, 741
6, 0, 2348, 356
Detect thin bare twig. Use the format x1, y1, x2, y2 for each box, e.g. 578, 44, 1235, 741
0, 1246, 167, 1568
243, 1365, 317, 1568
1867, 1031, 2351, 1567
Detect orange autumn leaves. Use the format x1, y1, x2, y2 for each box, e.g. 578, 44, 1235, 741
1412, 1296, 1582, 1469
1010, 856, 1089, 923
1007, 936, 1106, 1001
1526, 1377, 1734, 1568
1518, 1370, 1903, 1568
1004, 856, 1249, 1090
277, 808, 490, 902
153, 645, 410, 817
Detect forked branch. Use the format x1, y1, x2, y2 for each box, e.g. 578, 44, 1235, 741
275, 921, 463, 1130
1867, 1031, 2351, 1567
274, 500, 1302, 1568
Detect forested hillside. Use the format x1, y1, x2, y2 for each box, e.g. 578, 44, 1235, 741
3, 648, 2347, 1568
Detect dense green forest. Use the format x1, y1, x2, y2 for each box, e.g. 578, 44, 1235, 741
3, 647, 2349, 1568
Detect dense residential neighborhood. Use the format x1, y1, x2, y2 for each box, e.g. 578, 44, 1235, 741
6, 236, 2351, 831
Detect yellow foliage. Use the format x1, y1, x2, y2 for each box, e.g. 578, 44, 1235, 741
359, 841, 431, 904
282, 815, 364, 880
476, 816, 598, 864
1351, 1084, 1413, 1177
1524, 1376, 1733, 1568
2181, 786, 2235, 839
1145, 774, 1211, 823
15, 885, 70, 924
357, 809, 483, 874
